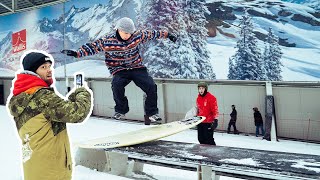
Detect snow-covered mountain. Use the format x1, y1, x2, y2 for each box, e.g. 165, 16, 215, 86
206, 0, 320, 48
281, 0, 320, 10
0, 32, 22, 71
0, 0, 143, 70
0, 0, 319, 80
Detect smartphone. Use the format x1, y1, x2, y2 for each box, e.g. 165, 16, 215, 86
75, 74, 83, 88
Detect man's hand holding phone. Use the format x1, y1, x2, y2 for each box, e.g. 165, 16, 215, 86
75, 74, 83, 88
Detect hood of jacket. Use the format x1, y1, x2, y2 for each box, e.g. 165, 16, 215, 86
13, 71, 51, 96
9, 71, 50, 117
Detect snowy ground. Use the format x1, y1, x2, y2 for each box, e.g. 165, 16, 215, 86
1, 105, 320, 180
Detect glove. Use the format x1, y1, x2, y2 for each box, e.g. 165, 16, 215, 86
168, 33, 177, 43
61, 49, 77, 57
209, 119, 218, 130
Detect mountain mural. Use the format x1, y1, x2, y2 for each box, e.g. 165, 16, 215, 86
0, 0, 319, 80
281, 0, 320, 10
205, 0, 320, 47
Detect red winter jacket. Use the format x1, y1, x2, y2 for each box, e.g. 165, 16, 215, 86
196, 92, 219, 123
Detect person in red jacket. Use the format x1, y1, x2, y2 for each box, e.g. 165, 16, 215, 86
196, 82, 219, 145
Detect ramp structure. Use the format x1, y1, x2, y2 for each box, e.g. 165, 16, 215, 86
76, 140, 320, 180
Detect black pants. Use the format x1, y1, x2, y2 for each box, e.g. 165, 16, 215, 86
227, 120, 238, 132
112, 68, 158, 116
197, 123, 215, 145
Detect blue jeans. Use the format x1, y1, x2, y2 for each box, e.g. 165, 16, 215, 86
256, 125, 265, 136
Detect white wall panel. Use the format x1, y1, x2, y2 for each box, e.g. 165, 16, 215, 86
1, 77, 319, 141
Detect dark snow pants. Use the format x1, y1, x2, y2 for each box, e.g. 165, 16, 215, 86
197, 123, 216, 145
227, 120, 238, 132
111, 68, 158, 116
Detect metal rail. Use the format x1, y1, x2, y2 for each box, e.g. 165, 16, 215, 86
0, 0, 67, 16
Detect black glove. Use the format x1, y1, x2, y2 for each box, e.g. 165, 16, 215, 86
209, 119, 218, 130
168, 33, 177, 43
61, 49, 77, 57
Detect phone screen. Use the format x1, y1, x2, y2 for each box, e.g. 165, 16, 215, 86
75, 74, 83, 88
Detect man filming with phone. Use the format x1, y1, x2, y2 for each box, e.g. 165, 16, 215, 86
7, 50, 93, 180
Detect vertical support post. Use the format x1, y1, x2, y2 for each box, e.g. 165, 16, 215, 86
212, 171, 220, 180
197, 165, 212, 180
265, 81, 277, 142
143, 93, 150, 125
62, 2, 69, 95
124, 160, 144, 176
125, 160, 135, 176
12, 0, 16, 12
105, 151, 128, 176
133, 161, 144, 173
161, 81, 168, 123
197, 165, 202, 180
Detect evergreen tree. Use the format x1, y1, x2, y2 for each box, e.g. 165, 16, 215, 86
142, 0, 181, 78
263, 27, 283, 81
142, 0, 215, 79
228, 57, 236, 79
228, 11, 265, 80
184, 0, 215, 79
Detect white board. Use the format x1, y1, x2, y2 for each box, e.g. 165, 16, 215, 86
78, 116, 206, 149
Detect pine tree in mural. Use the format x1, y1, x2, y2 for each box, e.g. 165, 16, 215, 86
184, 0, 215, 79
228, 11, 265, 80
169, 13, 198, 78
263, 27, 283, 81
142, 0, 181, 78
228, 58, 236, 80
142, 0, 215, 79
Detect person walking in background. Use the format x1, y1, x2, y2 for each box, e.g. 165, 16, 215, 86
253, 107, 265, 137
61, 17, 177, 123
7, 51, 93, 180
196, 82, 219, 145
227, 104, 239, 134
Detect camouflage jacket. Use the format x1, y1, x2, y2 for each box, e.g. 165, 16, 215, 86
7, 72, 92, 180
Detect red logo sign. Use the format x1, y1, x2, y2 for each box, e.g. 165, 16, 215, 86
12, 29, 27, 53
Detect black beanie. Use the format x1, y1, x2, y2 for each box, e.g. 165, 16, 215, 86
22, 52, 52, 73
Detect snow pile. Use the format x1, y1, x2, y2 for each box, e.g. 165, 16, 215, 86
1, 106, 320, 179
280, 159, 320, 173
219, 158, 261, 166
